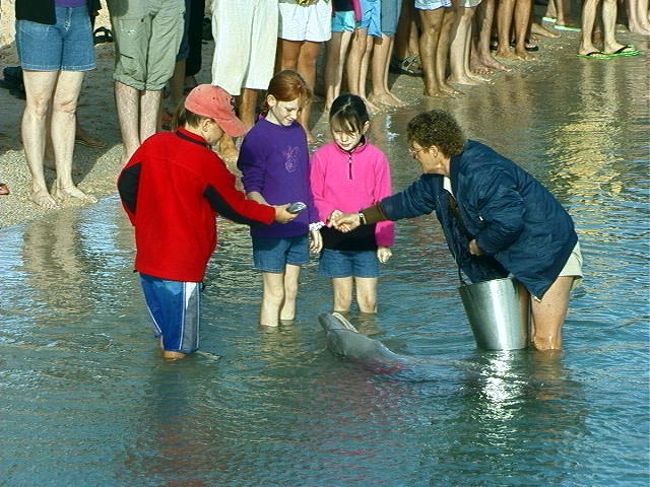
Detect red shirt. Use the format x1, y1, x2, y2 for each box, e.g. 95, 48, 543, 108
118, 128, 275, 282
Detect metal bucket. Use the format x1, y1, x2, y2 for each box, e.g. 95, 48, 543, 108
458, 277, 530, 350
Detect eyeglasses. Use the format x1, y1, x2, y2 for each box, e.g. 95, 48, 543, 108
408, 145, 426, 157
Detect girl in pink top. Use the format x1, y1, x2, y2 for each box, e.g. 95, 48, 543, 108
310, 94, 395, 314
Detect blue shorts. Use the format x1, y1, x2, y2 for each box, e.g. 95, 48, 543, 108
381, 0, 403, 36
176, 0, 192, 61
415, 0, 452, 10
140, 274, 201, 354
319, 248, 379, 278
253, 235, 309, 273
359, 0, 381, 38
16, 6, 95, 72
332, 10, 355, 33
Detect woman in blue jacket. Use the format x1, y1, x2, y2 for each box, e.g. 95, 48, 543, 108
334, 110, 583, 351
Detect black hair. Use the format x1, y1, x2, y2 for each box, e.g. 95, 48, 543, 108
329, 94, 370, 134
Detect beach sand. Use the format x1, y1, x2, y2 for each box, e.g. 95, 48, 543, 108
0, 13, 646, 229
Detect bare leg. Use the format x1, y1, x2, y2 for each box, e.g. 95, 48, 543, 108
239, 88, 258, 129
140, 89, 162, 143
474, 0, 511, 71
280, 264, 301, 321
437, 8, 461, 95
355, 277, 378, 314
325, 31, 353, 111
448, 5, 480, 84
332, 277, 354, 313
419, 8, 445, 97
296, 40, 322, 142
530, 276, 575, 351
495, 0, 516, 58
21, 70, 59, 208
115, 81, 141, 163
578, 0, 600, 54
513, 0, 534, 60
260, 271, 286, 327
601, 0, 626, 53
370, 35, 405, 108
50, 71, 96, 202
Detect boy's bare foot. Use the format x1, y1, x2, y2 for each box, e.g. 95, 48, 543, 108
163, 350, 187, 360
53, 185, 97, 203
495, 47, 517, 59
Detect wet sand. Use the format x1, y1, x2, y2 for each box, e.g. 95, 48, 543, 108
0, 22, 647, 229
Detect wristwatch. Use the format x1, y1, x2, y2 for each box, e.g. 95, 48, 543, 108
358, 212, 367, 225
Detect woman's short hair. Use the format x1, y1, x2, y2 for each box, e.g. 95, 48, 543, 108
406, 110, 466, 157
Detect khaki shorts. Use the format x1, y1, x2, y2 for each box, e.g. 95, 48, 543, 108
107, 0, 185, 90
559, 241, 583, 289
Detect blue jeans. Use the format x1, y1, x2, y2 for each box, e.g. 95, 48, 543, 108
16, 6, 95, 71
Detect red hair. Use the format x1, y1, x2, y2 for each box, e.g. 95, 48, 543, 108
263, 70, 312, 113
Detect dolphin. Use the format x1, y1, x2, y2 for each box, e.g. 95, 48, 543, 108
318, 312, 445, 381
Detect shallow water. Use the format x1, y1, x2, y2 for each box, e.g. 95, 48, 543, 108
1, 48, 649, 485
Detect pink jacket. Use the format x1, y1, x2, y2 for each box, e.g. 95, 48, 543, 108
310, 140, 395, 247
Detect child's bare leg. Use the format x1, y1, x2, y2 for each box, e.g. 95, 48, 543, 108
280, 264, 301, 321
332, 277, 354, 313
260, 271, 286, 327
355, 277, 378, 314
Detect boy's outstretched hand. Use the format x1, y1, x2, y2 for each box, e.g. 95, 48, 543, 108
274, 205, 299, 224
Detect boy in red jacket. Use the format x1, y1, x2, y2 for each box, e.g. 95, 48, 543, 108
118, 84, 296, 360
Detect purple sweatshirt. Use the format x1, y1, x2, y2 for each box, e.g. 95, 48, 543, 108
238, 118, 317, 239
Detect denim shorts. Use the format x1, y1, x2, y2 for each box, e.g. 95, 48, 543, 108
140, 274, 201, 354
332, 10, 355, 33
359, 0, 381, 38
319, 248, 379, 278
16, 6, 95, 71
253, 235, 309, 273
381, 0, 402, 36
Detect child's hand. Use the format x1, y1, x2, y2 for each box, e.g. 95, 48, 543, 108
309, 229, 323, 255
274, 204, 298, 224
377, 246, 392, 264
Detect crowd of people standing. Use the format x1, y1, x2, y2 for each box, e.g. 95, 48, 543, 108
6, 0, 646, 206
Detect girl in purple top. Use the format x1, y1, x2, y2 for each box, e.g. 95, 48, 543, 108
238, 70, 323, 327
310, 94, 395, 314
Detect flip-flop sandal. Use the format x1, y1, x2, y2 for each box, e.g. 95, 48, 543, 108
542, 16, 557, 23
0, 183, 10, 196
607, 45, 640, 57
554, 24, 581, 32
577, 51, 613, 60
93, 27, 113, 45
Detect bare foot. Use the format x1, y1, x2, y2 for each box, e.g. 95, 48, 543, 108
495, 47, 518, 59
162, 350, 187, 360
514, 48, 536, 60
447, 75, 481, 86
53, 185, 97, 203
440, 83, 463, 96
531, 22, 560, 39
31, 189, 60, 209
479, 55, 511, 72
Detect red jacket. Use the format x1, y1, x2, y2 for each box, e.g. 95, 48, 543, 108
118, 128, 275, 282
